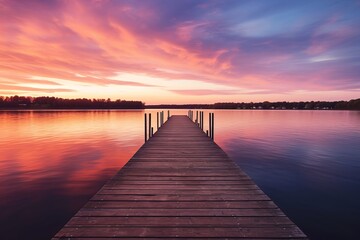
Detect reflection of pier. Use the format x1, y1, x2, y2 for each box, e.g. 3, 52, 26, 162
53, 115, 307, 239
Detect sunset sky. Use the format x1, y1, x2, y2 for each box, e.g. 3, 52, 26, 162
1, 0, 359, 104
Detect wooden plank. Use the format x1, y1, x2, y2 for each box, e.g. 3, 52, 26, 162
54, 226, 306, 238
124, 162, 237, 168
97, 189, 264, 195
104, 180, 256, 185
84, 200, 277, 209
90, 194, 271, 201
53, 115, 307, 239
66, 216, 295, 226
103, 183, 259, 191
110, 176, 252, 181
52, 238, 307, 240
75, 208, 285, 217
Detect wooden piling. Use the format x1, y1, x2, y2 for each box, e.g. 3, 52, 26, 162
157, 112, 159, 130
202, 111, 204, 130
161, 111, 164, 126
148, 113, 152, 139
144, 113, 147, 142
209, 112, 211, 139
211, 113, 214, 140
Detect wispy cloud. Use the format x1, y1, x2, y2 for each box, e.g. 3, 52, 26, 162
0, 83, 75, 93
171, 89, 240, 96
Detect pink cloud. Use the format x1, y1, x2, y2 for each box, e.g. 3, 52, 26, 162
0, 0, 358, 102
306, 15, 354, 55
0, 84, 74, 93
171, 89, 240, 96
1, 1, 243, 91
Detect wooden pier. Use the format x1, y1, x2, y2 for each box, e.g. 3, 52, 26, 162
53, 115, 307, 239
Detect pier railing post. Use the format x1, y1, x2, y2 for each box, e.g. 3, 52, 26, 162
209, 112, 211, 138
167, 110, 170, 120
144, 113, 147, 142
211, 113, 214, 140
157, 112, 159, 130
199, 111, 201, 127
199, 111, 201, 129
149, 113, 152, 139
206, 112, 214, 140
161, 111, 164, 126
202, 111, 204, 130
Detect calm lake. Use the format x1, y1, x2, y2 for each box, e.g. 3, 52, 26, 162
0, 110, 359, 239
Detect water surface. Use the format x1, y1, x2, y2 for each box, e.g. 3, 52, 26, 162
0, 110, 143, 240
214, 110, 360, 240
0, 110, 359, 239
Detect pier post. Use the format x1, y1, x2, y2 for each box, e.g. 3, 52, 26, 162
211, 113, 214, 140
202, 111, 204, 130
144, 113, 147, 142
198, 111, 201, 127
209, 112, 211, 138
167, 110, 170, 120
198, 111, 200, 127
151, 127, 154, 137
161, 111, 164, 126
149, 113, 152, 139
157, 112, 159, 130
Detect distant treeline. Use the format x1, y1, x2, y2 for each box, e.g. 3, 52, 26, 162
0, 96, 145, 109
147, 98, 360, 110
1, 96, 359, 110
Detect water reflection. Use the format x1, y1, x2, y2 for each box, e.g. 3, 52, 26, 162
214, 110, 360, 240
0, 110, 359, 239
0, 110, 144, 240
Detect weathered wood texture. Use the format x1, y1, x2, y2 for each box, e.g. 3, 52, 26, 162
53, 115, 307, 239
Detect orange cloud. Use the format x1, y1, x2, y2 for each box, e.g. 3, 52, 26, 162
1, 0, 358, 102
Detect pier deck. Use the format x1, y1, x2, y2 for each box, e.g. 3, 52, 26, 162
53, 115, 307, 239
